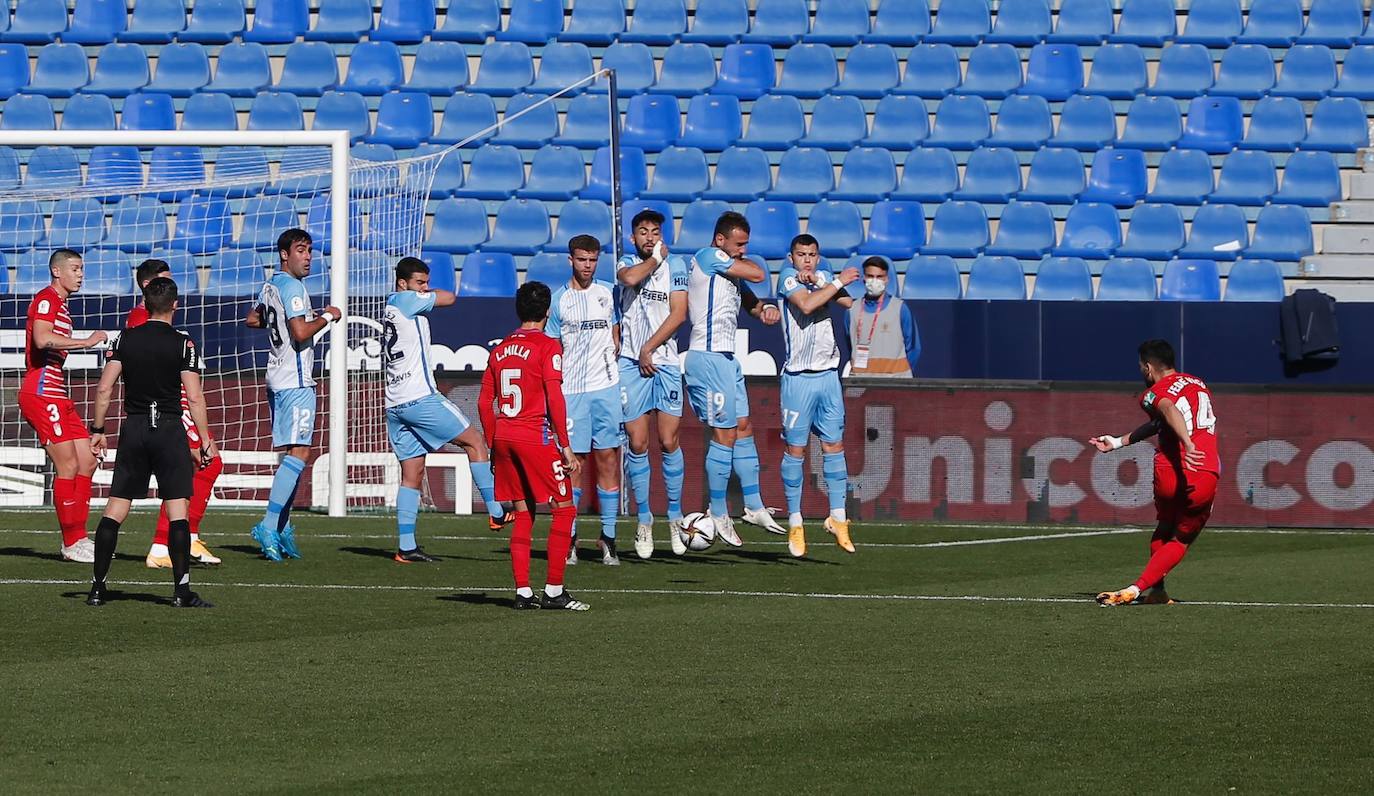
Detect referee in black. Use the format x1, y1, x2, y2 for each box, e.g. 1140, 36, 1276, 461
87, 277, 217, 608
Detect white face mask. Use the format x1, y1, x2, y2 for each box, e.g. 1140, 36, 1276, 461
864, 278, 887, 297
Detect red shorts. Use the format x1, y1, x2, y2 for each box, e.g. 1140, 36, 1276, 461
492, 438, 571, 504
18, 392, 88, 446
1153, 457, 1218, 536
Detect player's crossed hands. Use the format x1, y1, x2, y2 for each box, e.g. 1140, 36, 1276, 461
838, 267, 861, 286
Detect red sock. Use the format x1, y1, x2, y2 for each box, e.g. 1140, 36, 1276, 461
73, 474, 93, 542
53, 478, 84, 546
545, 505, 577, 587
510, 510, 534, 589
189, 455, 223, 535
1134, 540, 1189, 591
153, 508, 170, 546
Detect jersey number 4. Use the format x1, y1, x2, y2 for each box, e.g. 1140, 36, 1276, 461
1177, 392, 1217, 434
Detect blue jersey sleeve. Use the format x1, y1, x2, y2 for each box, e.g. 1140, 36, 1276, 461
669, 255, 690, 292
777, 266, 804, 299
545, 289, 564, 339
389, 290, 436, 319
901, 301, 921, 374
276, 275, 310, 320
615, 254, 638, 274
693, 247, 734, 276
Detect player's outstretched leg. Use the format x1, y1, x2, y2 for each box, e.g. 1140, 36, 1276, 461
821, 450, 855, 553
734, 431, 783, 535
780, 452, 806, 558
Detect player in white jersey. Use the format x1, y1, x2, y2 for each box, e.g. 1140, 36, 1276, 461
384, 257, 506, 562
244, 229, 340, 561
775, 234, 860, 558
616, 209, 690, 559
546, 234, 624, 565
683, 211, 783, 546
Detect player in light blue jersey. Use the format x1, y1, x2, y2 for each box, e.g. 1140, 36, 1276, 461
684, 212, 783, 547
775, 234, 860, 558
244, 229, 340, 561
384, 257, 506, 562
546, 234, 624, 566
616, 209, 690, 559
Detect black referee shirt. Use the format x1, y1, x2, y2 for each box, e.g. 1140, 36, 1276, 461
110, 319, 201, 417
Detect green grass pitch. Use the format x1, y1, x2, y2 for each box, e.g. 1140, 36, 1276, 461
2, 509, 1373, 793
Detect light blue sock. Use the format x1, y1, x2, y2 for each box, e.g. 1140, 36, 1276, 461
781, 453, 804, 518
597, 486, 619, 540
662, 447, 684, 520
625, 450, 653, 524
396, 485, 420, 551
705, 441, 733, 517
733, 434, 764, 511
262, 455, 306, 531
823, 451, 849, 515
469, 459, 503, 519
571, 487, 582, 535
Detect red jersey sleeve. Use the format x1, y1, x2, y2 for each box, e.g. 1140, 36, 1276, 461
125, 304, 149, 328
477, 354, 497, 446
30, 290, 61, 324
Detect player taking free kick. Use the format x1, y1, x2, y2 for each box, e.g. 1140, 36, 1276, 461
1090, 339, 1220, 607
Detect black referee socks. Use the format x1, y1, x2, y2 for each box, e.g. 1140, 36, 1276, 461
92, 517, 120, 587
167, 519, 192, 597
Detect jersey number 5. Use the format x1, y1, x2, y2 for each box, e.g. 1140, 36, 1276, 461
499, 369, 523, 417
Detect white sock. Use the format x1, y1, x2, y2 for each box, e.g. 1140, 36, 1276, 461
190, 533, 200, 543
789, 512, 804, 528
1125, 585, 1140, 597
830, 508, 847, 522
149, 543, 169, 557
516, 586, 533, 599
545, 583, 564, 598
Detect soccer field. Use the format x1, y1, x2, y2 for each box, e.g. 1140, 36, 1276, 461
2, 510, 1372, 793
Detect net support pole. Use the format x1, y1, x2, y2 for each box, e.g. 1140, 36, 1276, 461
607, 69, 623, 264
328, 131, 350, 517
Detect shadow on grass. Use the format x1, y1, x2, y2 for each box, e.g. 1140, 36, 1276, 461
0, 546, 141, 564
436, 592, 510, 609
60, 588, 168, 606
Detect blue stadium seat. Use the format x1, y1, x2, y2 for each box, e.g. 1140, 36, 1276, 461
1275, 151, 1341, 206
1055, 202, 1120, 259
524, 251, 569, 287
870, 0, 930, 45
1332, 45, 1374, 99
1303, 96, 1370, 151
987, 95, 1052, 150
927, 0, 989, 45
623, 0, 687, 44
679, 94, 741, 151
895, 44, 960, 98
454, 144, 525, 199
621, 94, 680, 152
557, 93, 611, 148
684, 0, 746, 43
149, 145, 205, 201
1178, 0, 1242, 46
179, 91, 236, 131
1082, 43, 1146, 99
312, 90, 369, 142
374, 0, 435, 43
1049, 94, 1115, 149
433, 0, 500, 42
1209, 44, 1275, 98
0, 148, 18, 191
0, 45, 27, 98
4, 0, 67, 44
958, 43, 1023, 99
655, 42, 717, 97
497, 0, 564, 44
678, 199, 732, 248
1272, 45, 1338, 99
146, 43, 209, 97
771, 147, 834, 201
1178, 96, 1243, 154
1246, 204, 1313, 260
1239, 0, 1303, 45
563, 0, 625, 44
520, 145, 586, 201
458, 252, 518, 297
585, 145, 647, 201
988, 0, 1051, 45
181, 0, 245, 44
425, 198, 490, 253
1050, 0, 1113, 44
87, 145, 141, 197
28, 43, 88, 98
25, 145, 80, 189
245, 0, 306, 43
621, 198, 676, 246
1080, 149, 1147, 206
1148, 148, 1213, 205
1032, 256, 1094, 300
892, 147, 959, 202
171, 195, 231, 255
1240, 96, 1306, 151
338, 41, 403, 96
801, 94, 867, 150
954, 146, 1021, 202
777, 43, 838, 98
1117, 203, 1186, 260
236, 195, 299, 251
110, 195, 167, 252
1210, 150, 1278, 205
1148, 43, 1213, 97
1298, 0, 1364, 46
832, 146, 897, 201
60, 93, 115, 130
866, 200, 926, 260
1096, 257, 1157, 300
121, 91, 176, 130
1224, 258, 1284, 301
1110, 0, 1176, 45
419, 251, 458, 293
370, 92, 432, 149
308, 0, 373, 42
715, 43, 775, 99
1159, 259, 1221, 300
868, 95, 928, 150
418, 143, 464, 197
269, 146, 331, 197
0, 202, 46, 252
0, 93, 53, 130
926, 95, 991, 150
206, 41, 270, 97
246, 91, 303, 132
212, 146, 270, 198
86, 43, 147, 97
807, 0, 871, 45
834, 43, 900, 98
744, 200, 801, 258
48, 198, 105, 250
121, 0, 183, 43
470, 41, 535, 96
594, 43, 655, 95
491, 92, 559, 148
805, 200, 864, 257
1117, 96, 1182, 150
275, 42, 338, 98
741, 94, 805, 149
965, 255, 1026, 299
436, 94, 498, 146
985, 201, 1056, 258
1020, 43, 1083, 101
1179, 204, 1248, 260
1020, 147, 1085, 203
485, 199, 550, 254
80, 249, 134, 295
901, 255, 961, 298
746, 0, 809, 45
923, 201, 989, 257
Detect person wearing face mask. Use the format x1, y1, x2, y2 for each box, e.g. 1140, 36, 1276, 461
844, 257, 920, 378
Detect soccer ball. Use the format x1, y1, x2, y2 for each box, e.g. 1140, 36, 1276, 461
678, 512, 716, 551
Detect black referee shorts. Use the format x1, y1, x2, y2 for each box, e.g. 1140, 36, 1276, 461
109, 419, 195, 501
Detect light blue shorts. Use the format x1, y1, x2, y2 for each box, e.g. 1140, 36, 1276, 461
618, 357, 684, 421
387, 393, 471, 461
683, 350, 749, 429
565, 384, 623, 453
268, 387, 317, 448
780, 370, 845, 446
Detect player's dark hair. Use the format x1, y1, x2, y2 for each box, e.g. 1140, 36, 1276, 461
631, 209, 665, 230
143, 276, 179, 314
713, 211, 750, 240
516, 280, 552, 322
568, 234, 601, 256
790, 233, 819, 253
48, 248, 81, 273
395, 256, 430, 282
276, 228, 312, 255
1138, 339, 1176, 369
862, 256, 890, 274
136, 258, 171, 286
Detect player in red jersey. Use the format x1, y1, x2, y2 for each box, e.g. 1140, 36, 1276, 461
478, 281, 587, 611
126, 259, 223, 568
20, 249, 109, 562
1090, 339, 1220, 606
